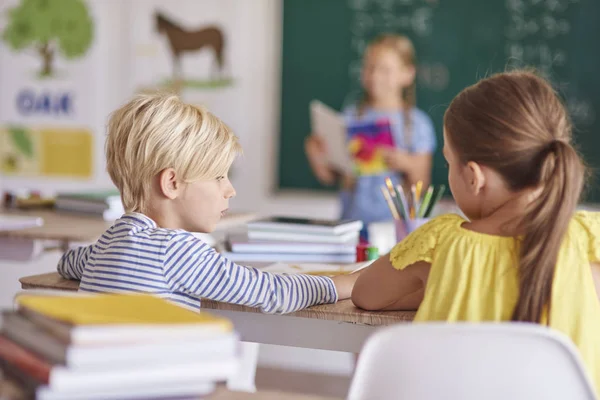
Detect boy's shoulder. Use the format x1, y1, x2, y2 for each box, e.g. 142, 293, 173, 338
108, 213, 198, 243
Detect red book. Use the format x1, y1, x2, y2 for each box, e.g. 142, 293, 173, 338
0, 335, 50, 384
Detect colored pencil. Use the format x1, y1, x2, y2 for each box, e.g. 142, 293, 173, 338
418, 186, 434, 218
380, 185, 400, 220
424, 184, 446, 218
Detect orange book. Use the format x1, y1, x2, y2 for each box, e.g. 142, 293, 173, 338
0, 335, 50, 384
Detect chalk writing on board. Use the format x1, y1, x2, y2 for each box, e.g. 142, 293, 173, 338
505, 0, 593, 126
347, 0, 445, 97
418, 63, 449, 92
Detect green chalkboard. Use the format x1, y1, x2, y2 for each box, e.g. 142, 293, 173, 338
278, 0, 600, 201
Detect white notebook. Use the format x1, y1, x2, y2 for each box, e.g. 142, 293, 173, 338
247, 229, 359, 244
260, 261, 374, 275
310, 100, 355, 174
222, 252, 356, 263
0, 214, 43, 231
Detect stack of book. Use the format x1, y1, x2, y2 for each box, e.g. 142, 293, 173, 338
0, 293, 239, 400
223, 216, 363, 263
54, 190, 124, 221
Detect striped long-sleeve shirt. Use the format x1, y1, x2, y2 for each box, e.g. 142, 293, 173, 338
57, 213, 338, 313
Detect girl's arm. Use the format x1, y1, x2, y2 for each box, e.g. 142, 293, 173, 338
304, 135, 337, 185
382, 150, 432, 188
351, 253, 431, 311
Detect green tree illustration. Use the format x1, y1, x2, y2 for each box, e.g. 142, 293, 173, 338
2, 0, 94, 77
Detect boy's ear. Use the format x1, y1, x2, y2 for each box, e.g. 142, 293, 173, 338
158, 168, 181, 200
465, 161, 486, 196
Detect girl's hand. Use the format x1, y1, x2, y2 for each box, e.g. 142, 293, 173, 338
381, 147, 409, 172
305, 135, 336, 185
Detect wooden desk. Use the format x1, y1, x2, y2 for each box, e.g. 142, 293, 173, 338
0, 379, 340, 400
20, 272, 415, 353
0, 208, 255, 250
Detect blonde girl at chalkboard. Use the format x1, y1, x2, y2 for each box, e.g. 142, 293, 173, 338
305, 34, 437, 240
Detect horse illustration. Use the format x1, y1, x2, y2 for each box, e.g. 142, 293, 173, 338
155, 12, 226, 82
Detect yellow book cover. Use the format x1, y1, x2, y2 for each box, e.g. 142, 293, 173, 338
16, 293, 232, 329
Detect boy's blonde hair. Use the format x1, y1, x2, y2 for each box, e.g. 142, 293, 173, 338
105, 92, 241, 213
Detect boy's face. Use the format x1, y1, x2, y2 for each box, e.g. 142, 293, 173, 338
175, 173, 236, 233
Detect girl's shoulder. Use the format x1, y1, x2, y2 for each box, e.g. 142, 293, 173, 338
389, 214, 466, 270
571, 211, 600, 261
343, 104, 430, 120
410, 107, 434, 125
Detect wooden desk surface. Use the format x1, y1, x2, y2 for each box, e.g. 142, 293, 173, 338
19, 272, 415, 325
0, 379, 340, 400
0, 208, 255, 243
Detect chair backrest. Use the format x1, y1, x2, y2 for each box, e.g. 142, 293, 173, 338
347, 323, 597, 400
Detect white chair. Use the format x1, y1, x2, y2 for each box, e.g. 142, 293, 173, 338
347, 322, 597, 400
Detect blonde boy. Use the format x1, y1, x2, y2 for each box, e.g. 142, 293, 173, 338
57, 93, 357, 313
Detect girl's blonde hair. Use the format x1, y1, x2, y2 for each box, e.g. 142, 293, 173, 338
105, 92, 242, 213
360, 34, 417, 147
444, 70, 586, 324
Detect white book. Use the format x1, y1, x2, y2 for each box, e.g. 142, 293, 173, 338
227, 234, 355, 254
19, 309, 232, 346
3, 312, 238, 369
310, 99, 355, 174
248, 216, 363, 236
223, 251, 356, 263
48, 358, 238, 392
261, 261, 374, 275
0, 214, 43, 231
38, 381, 215, 400
247, 229, 359, 244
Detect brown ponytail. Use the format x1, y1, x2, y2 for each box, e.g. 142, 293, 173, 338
444, 71, 586, 324
513, 140, 585, 323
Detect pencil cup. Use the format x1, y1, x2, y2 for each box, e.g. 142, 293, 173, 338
395, 218, 430, 242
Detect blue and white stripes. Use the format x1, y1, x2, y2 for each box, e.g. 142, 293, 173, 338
57, 213, 338, 313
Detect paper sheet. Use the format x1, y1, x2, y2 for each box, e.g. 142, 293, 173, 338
261, 261, 373, 276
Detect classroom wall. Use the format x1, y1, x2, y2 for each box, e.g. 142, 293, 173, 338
0, 0, 348, 379
0, 0, 338, 216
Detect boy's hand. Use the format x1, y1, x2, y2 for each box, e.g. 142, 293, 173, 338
381, 148, 409, 172
331, 270, 363, 300
305, 135, 336, 185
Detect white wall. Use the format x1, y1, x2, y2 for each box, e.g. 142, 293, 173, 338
0, 0, 346, 377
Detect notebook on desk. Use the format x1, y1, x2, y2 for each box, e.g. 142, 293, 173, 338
247, 216, 363, 236
260, 261, 373, 276
0, 215, 43, 231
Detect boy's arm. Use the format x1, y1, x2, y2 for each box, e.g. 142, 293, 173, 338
57, 244, 94, 280
162, 234, 339, 314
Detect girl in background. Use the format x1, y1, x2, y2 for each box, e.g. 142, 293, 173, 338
305, 34, 437, 240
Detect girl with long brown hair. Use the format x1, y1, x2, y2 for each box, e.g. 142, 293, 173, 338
352, 70, 600, 394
